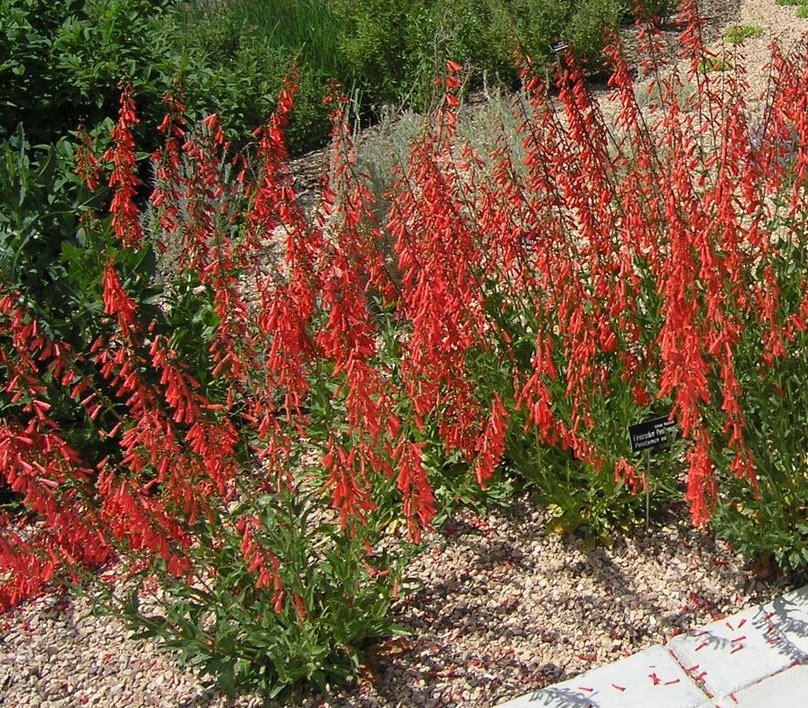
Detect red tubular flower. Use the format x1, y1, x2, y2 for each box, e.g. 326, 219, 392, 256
0, 294, 111, 609
238, 516, 284, 610
786, 287, 808, 337
97, 472, 192, 575
75, 126, 103, 192
246, 75, 302, 255
323, 437, 377, 530
685, 436, 717, 528
473, 394, 509, 488
393, 441, 436, 543
101, 260, 139, 334
0, 531, 58, 612
104, 83, 143, 248
0, 424, 111, 609
614, 457, 646, 495
150, 90, 187, 248
387, 113, 495, 462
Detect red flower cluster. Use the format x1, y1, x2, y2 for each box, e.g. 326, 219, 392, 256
3, 11, 808, 614
105, 83, 143, 248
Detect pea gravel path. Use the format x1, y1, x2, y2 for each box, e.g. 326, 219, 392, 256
3, 1, 808, 706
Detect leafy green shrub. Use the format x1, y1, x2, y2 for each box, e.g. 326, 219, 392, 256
326, 0, 432, 111
0, 0, 340, 155
166, 0, 345, 153
0, 0, 177, 148
328, 0, 651, 118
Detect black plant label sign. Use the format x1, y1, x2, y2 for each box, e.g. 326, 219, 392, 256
628, 415, 678, 454
549, 39, 569, 53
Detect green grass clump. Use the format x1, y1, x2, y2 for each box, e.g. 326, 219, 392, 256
698, 56, 733, 72
724, 24, 764, 45
772, 0, 808, 19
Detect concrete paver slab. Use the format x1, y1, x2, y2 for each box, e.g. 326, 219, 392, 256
714, 664, 808, 707
758, 586, 808, 660
497, 645, 708, 707
666, 603, 804, 699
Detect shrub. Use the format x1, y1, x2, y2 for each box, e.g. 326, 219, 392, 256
165, 0, 345, 153
0, 0, 339, 155
0, 87, 417, 697
328, 0, 661, 119
0, 0, 177, 148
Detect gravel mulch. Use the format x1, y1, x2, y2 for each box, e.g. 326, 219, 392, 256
0, 500, 794, 707
3, 2, 808, 707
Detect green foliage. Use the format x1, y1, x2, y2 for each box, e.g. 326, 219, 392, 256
0, 124, 122, 345
166, 0, 344, 153
724, 24, 765, 45
501, 391, 681, 543
0, 0, 177, 148
93, 485, 412, 699
698, 56, 734, 72
774, 0, 808, 15
328, 0, 635, 114
0, 0, 338, 154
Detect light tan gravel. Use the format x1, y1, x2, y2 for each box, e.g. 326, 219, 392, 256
0, 501, 796, 707
2, 3, 808, 707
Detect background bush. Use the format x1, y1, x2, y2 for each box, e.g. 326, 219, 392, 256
1, 0, 680, 157
0, 0, 177, 148
328, 0, 651, 117
165, 0, 344, 154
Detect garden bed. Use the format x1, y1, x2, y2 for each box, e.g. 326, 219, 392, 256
0, 499, 793, 707
2, 1, 808, 706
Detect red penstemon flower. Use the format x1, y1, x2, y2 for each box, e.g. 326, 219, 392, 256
393, 440, 436, 543
6, 10, 808, 618
0, 291, 114, 606
473, 394, 509, 488
323, 436, 377, 530
104, 82, 143, 248
150, 89, 187, 248
237, 515, 284, 611
75, 126, 103, 192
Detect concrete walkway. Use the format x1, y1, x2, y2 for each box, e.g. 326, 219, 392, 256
499, 586, 808, 707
